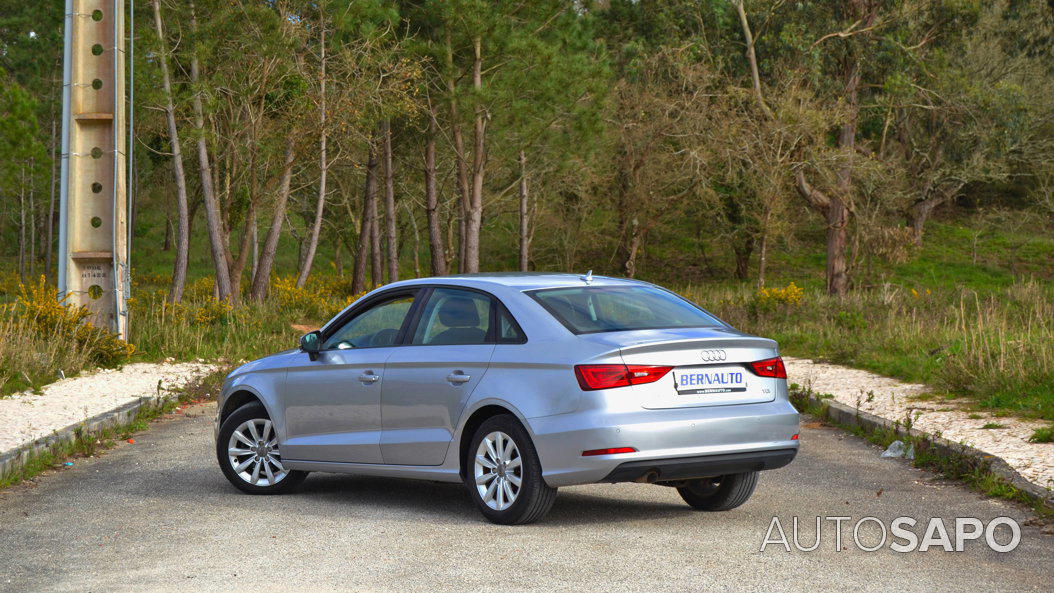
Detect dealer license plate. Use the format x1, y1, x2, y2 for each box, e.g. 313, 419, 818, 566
672, 367, 747, 395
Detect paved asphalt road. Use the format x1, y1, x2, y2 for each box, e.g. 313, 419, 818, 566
1, 403, 1051, 593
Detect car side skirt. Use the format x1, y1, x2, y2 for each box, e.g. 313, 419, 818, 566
281, 459, 463, 483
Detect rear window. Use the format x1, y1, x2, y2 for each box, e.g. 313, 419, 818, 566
528, 285, 724, 334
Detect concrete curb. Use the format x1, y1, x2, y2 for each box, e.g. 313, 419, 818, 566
802, 393, 1054, 504
0, 395, 165, 480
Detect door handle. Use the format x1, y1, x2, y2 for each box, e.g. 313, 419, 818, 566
446, 371, 471, 385
358, 371, 380, 384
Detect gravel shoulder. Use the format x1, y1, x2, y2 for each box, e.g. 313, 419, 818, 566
784, 357, 1054, 491
0, 362, 217, 456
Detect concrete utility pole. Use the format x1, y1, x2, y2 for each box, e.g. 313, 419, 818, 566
58, 0, 129, 339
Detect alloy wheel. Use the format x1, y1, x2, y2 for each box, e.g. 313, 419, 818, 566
227, 418, 287, 487
473, 430, 522, 511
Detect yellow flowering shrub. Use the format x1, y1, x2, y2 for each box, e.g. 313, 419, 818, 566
755, 282, 804, 309
185, 276, 216, 301
272, 275, 330, 318
193, 299, 234, 325
16, 276, 135, 367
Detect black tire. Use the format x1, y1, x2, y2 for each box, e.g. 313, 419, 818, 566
217, 401, 308, 494
464, 414, 557, 525
676, 471, 758, 511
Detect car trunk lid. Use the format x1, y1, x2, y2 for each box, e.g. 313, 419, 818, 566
582, 328, 780, 409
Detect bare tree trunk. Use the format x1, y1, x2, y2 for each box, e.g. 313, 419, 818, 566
445, 208, 457, 273
352, 148, 378, 294
381, 121, 398, 283
734, 0, 776, 289
825, 198, 849, 295
908, 185, 960, 245
424, 114, 445, 276
445, 31, 471, 273
153, 0, 191, 303
224, 145, 256, 300
163, 214, 172, 251
623, 217, 641, 278
825, 58, 861, 297
250, 137, 296, 301
518, 150, 530, 271
297, 23, 328, 288
28, 160, 36, 277
909, 201, 936, 245
409, 211, 421, 279
189, 1, 233, 302
18, 166, 26, 281
757, 223, 769, 289
251, 217, 259, 280
793, 5, 875, 296
733, 0, 773, 118
463, 36, 487, 274
45, 118, 58, 278
370, 188, 382, 287
795, 168, 849, 296
229, 200, 255, 299
614, 154, 641, 276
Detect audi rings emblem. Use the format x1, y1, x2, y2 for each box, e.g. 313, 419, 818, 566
700, 349, 727, 362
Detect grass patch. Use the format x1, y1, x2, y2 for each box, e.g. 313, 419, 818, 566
1029, 426, 1054, 443
126, 274, 369, 363
684, 279, 1054, 421
0, 367, 229, 490
980, 422, 1006, 429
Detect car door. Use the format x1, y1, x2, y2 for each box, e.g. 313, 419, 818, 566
380, 287, 497, 466
280, 290, 419, 464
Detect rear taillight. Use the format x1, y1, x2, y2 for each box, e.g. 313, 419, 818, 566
574, 364, 673, 390
748, 356, 787, 379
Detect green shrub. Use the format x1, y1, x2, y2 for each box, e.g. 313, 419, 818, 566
15, 276, 134, 368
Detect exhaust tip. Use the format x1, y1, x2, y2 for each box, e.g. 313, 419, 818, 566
634, 469, 660, 483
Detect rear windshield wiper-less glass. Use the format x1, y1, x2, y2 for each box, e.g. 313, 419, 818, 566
528, 285, 725, 335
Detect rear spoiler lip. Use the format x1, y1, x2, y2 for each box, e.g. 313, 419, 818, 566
617, 336, 778, 358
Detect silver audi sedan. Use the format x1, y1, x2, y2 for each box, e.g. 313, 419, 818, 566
215, 273, 799, 524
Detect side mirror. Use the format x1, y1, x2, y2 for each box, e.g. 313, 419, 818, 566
300, 331, 321, 360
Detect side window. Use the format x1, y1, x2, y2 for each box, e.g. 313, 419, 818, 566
322, 294, 415, 350
411, 288, 492, 346
497, 307, 526, 343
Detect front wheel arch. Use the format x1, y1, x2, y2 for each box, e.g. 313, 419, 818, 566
219, 389, 263, 426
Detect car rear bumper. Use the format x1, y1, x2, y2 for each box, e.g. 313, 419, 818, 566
528, 398, 799, 487
600, 448, 797, 483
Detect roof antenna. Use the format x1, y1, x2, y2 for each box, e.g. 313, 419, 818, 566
581, 270, 593, 285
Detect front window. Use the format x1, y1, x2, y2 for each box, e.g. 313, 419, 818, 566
322, 294, 415, 349
529, 285, 724, 334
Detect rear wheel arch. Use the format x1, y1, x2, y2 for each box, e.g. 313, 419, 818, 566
458, 404, 529, 479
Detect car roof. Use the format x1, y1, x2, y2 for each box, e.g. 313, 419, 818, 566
389, 272, 646, 291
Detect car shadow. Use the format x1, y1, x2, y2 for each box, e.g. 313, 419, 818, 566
124, 465, 696, 526
285, 473, 693, 526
